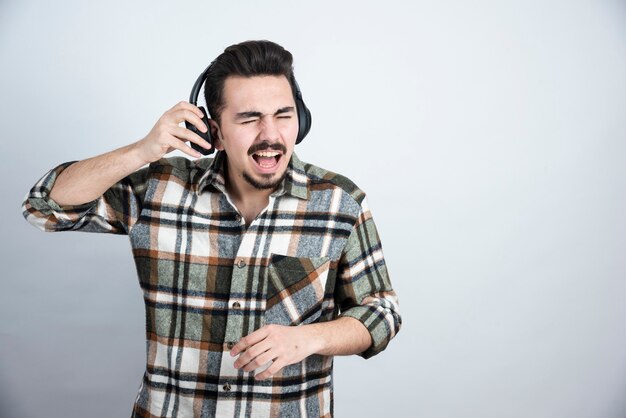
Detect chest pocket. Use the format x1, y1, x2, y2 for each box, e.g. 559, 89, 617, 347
265, 255, 330, 326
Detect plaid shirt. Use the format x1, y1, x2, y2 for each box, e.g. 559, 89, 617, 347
22, 152, 401, 418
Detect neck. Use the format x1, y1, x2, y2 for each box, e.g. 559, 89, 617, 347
224, 163, 275, 226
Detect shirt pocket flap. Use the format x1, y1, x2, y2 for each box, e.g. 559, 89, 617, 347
266, 254, 330, 326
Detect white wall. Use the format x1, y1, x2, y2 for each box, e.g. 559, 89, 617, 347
1, 1, 626, 417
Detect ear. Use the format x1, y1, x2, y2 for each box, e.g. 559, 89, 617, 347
208, 119, 225, 151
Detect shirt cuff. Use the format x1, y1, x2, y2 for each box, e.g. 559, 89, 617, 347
24, 162, 99, 229
340, 302, 395, 359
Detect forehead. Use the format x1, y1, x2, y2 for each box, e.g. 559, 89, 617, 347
221, 75, 294, 113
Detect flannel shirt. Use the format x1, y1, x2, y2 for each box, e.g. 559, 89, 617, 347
22, 151, 401, 418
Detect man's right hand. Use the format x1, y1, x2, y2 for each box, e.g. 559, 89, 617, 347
133, 101, 212, 164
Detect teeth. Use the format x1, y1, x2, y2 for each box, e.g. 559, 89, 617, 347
254, 151, 279, 157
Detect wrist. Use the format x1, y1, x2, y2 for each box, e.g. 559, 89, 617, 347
302, 323, 328, 356
127, 140, 152, 167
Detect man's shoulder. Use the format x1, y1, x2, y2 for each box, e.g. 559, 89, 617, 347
150, 156, 212, 171
146, 156, 213, 179
298, 159, 366, 206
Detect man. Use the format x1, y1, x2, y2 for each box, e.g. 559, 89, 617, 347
22, 40, 401, 417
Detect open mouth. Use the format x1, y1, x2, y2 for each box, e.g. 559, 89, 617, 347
251, 150, 282, 169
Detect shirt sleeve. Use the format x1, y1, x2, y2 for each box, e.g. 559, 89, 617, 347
22, 161, 150, 235
337, 197, 402, 359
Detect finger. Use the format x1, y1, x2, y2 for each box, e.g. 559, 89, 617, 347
231, 327, 269, 357
242, 349, 276, 373
164, 136, 203, 158
171, 109, 208, 133
234, 339, 273, 369
171, 126, 211, 150
170, 101, 205, 119
255, 358, 285, 380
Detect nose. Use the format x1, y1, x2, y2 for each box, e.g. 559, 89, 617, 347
258, 116, 279, 141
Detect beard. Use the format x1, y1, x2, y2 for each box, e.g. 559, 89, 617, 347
242, 169, 287, 190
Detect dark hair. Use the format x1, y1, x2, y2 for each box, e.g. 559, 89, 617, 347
203, 40, 297, 123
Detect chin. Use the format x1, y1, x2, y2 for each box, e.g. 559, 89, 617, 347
243, 170, 287, 190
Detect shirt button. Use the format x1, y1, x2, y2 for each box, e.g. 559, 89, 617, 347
227, 342, 234, 350
232, 301, 241, 309
223, 383, 231, 391
236, 259, 246, 268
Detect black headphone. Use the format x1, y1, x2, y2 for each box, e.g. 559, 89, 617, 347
186, 64, 312, 156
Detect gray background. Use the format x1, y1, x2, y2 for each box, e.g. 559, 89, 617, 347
2, 0, 626, 417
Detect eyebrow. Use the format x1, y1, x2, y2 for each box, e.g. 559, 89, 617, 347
235, 107, 295, 120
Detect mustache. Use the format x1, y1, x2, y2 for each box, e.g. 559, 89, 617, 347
247, 141, 286, 156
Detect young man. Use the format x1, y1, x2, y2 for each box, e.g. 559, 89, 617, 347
23, 40, 401, 417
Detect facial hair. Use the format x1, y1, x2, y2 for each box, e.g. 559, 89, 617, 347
242, 170, 287, 190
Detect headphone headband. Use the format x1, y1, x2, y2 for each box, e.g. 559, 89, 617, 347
189, 63, 213, 106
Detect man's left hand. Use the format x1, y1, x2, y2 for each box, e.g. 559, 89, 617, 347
230, 324, 322, 380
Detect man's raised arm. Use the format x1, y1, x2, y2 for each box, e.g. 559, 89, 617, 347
49, 101, 210, 205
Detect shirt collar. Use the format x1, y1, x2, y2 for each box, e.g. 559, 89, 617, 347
196, 151, 309, 200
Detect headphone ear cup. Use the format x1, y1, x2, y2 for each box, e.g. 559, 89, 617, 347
295, 97, 312, 144
186, 106, 215, 155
